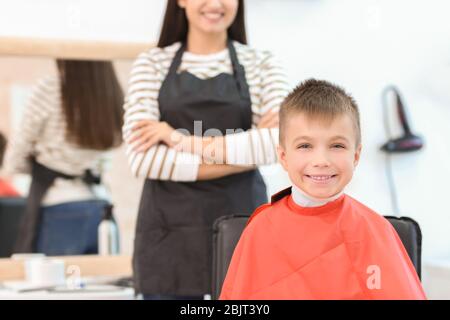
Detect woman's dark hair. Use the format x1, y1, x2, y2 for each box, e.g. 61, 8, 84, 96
56, 60, 124, 150
0, 131, 6, 167
158, 0, 247, 48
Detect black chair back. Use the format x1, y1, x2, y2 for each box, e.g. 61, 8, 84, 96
0, 197, 26, 257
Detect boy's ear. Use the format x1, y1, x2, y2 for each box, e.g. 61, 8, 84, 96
277, 144, 288, 172
353, 144, 362, 167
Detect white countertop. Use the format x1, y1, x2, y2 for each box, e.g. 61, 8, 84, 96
0, 284, 135, 300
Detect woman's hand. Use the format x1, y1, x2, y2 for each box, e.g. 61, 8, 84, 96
257, 109, 279, 129
128, 120, 183, 152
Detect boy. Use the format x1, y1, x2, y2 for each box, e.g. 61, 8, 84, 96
0, 132, 20, 197
220, 79, 426, 300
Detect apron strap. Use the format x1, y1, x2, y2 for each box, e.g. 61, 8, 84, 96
32, 160, 102, 185
167, 43, 187, 77
227, 40, 252, 130
13, 158, 102, 253
227, 40, 250, 101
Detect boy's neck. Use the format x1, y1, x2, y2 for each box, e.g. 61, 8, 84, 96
291, 184, 344, 208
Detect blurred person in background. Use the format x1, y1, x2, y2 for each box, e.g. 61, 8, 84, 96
3, 60, 123, 256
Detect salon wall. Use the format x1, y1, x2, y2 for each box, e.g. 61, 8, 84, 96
1, 0, 450, 296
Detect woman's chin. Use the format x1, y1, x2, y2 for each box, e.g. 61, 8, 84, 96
197, 23, 229, 35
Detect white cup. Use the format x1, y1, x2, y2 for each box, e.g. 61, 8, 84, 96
26, 258, 66, 287
11, 254, 46, 283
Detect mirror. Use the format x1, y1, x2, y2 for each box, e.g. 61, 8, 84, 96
0, 0, 164, 261
0, 38, 152, 258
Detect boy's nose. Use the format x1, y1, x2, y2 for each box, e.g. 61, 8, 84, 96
311, 151, 331, 168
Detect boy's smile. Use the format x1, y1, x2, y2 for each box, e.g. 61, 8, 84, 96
278, 112, 361, 200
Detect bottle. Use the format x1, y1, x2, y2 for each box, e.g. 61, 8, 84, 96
98, 204, 120, 255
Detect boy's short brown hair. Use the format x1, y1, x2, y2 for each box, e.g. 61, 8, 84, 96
0, 132, 6, 167
279, 79, 361, 146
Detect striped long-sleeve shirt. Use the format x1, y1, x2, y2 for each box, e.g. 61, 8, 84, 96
3, 76, 111, 205
123, 41, 290, 182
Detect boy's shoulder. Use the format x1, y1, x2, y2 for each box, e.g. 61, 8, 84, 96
341, 194, 395, 236
246, 187, 292, 226
247, 187, 390, 228
345, 195, 388, 221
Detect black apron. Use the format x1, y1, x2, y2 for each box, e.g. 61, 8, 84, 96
133, 40, 268, 296
14, 157, 101, 253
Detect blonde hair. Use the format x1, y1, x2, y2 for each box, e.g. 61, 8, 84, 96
279, 79, 361, 146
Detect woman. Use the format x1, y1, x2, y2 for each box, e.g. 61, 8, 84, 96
4, 60, 123, 255
124, 0, 289, 299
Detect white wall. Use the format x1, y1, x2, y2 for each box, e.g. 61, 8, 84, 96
0, 0, 165, 42
2, 0, 450, 296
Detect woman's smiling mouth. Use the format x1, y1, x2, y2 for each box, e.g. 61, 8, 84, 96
201, 11, 225, 22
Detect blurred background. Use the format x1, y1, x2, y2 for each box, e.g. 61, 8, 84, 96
0, 0, 449, 298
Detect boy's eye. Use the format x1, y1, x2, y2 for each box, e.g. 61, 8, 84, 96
332, 144, 346, 149
297, 144, 311, 149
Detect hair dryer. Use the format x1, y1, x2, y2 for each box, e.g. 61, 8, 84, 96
381, 86, 424, 153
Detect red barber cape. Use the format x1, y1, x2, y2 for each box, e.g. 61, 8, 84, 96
220, 188, 426, 300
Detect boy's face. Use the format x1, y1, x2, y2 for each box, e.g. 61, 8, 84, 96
278, 112, 362, 200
